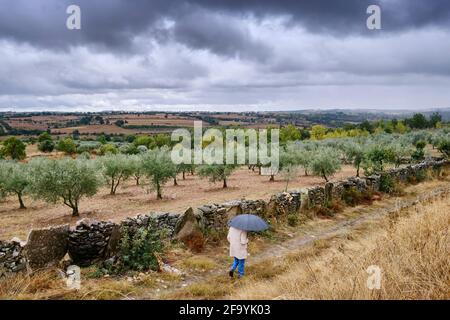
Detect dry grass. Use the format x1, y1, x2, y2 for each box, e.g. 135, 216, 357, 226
177, 256, 218, 271
229, 195, 450, 300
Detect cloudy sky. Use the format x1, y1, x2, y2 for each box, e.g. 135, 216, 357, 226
0, 0, 449, 112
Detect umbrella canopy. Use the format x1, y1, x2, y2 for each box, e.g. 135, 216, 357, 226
228, 214, 269, 232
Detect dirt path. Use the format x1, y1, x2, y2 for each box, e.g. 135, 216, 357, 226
137, 181, 450, 300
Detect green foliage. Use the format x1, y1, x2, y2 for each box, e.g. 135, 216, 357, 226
38, 132, 52, 142
0, 161, 30, 209
99, 143, 118, 155
57, 138, 77, 154
437, 139, 450, 158
134, 135, 153, 148
119, 143, 139, 155
128, 154, 145, 185
108, 223, 164, 274
98, 154, 133, 195
141, 147, 176, 199
279, 147, 301, 190
38, 139, 55, 153
310, 147, 342, 182
197, 163, 237, 188
341, 187, 373, 207
379, 174, 396, 194
363, 144, 395, 174
28, 158, 101, 216
0, 137, 26, 160
343, 141, 365, 176
280, 124, 301, 145
287, 213, 299, 226
407, 113, 429, 129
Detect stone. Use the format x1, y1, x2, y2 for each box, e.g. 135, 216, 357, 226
24, 224, 69, 270
174, 207, 204, 252
68, 219, 119, 267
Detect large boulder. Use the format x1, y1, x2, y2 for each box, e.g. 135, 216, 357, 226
24, 224, 69, 271
174, 207, 205, 252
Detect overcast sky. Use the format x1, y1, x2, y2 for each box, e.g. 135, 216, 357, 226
0, 0, 449, 112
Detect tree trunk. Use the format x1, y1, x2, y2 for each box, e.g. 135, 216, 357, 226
18, 193, 26, 209
72, 206, 79, 217
269, 174, 275, 181
156, 182, 162, 199
135, 176, 140, 185
223, 178, 228, 188
356, 165, 360, 177
174, 176, 178, 186
258, 166, 261, 175
182, 171, 186, 180
322, 171, 329, 182
110, 179, 115, 195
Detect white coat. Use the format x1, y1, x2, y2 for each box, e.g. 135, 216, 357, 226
227, 226, 249, 259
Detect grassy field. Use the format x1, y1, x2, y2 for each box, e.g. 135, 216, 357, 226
1, 177, 448, 300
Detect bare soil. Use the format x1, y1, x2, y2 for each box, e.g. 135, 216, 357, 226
0, 166, 356, 240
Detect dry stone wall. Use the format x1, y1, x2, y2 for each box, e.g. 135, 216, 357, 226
0, 159, 447, 274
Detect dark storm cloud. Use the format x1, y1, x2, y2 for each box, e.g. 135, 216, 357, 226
1, 0, 449, 54
1, 0, 450, 110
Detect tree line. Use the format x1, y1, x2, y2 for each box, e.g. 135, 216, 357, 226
1, 127, 449, 217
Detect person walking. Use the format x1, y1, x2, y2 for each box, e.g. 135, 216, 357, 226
227, 225, 248, 278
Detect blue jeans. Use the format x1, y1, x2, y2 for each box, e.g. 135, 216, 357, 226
231, 257, 245, 277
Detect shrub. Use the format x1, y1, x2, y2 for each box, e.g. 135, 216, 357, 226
0, 137, 26, 160
99, 143, 118, 155
107, 222, 164, 274
314, 206, 335, 217
379, 174, 403, 195
38, 140, 55, 153
287, 213, 299, 226
57, 138, 77, 155
342, 187, 374, 206
437, 139, 450, 158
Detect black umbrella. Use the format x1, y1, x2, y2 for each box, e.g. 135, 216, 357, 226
228, 214, 269, 232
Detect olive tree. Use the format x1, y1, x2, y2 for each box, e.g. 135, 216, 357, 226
98, 154, 133, 195
141, 147, 176, 199
129, 154, 145, 185
0, 161, 30, 209
390, 142, 414, 167
279, 148, 300, 191
310, 147, 342, 182
343, 142, 365, 177
437, 139, 450, 158
29, 158, 101, 216
197, 163, 237, 188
